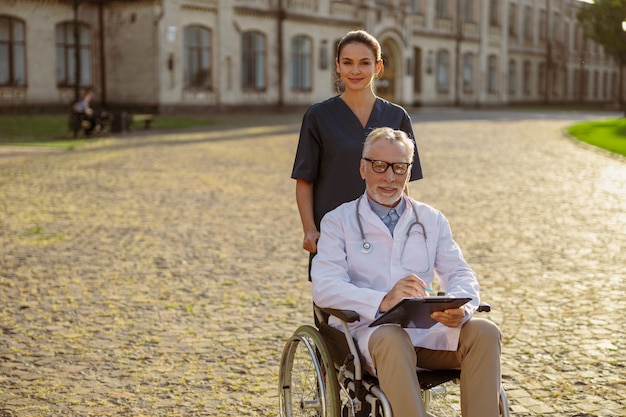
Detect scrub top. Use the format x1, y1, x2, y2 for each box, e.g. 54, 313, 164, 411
291, 95, 423, 228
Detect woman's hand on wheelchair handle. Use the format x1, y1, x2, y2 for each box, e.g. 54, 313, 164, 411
302, 229, 320, 253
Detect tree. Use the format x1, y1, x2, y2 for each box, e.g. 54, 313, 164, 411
577, 0, 626, 116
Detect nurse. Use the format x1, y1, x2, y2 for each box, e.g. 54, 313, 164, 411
291, 29, 423, 258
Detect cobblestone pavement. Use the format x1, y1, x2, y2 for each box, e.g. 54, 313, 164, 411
0, 109, 625, 417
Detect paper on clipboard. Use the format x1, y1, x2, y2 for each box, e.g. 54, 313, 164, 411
369, 296, 472, 328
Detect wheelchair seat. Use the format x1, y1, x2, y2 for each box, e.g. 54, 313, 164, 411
279, 303, 509, 417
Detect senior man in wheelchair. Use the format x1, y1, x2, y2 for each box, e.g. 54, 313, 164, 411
311, 127, 502, 417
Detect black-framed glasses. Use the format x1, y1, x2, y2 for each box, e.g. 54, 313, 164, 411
362, 158, 412, 175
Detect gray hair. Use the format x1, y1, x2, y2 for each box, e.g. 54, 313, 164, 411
362, 127, 414, 162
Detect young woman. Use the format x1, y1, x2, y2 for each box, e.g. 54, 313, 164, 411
291, 30, 423, 257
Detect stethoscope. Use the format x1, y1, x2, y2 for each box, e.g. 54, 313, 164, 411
356, 195, 431, 273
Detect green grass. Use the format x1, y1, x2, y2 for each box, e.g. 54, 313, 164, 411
0, 114, 217, 149
567, 118, 626, 157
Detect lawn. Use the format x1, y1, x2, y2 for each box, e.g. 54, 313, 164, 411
567, 117, 626, 157
0, 114, 217, 148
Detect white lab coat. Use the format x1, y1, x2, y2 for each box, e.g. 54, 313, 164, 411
311, 194, 480, 374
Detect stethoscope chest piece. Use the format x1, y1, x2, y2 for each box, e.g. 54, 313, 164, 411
361, 241, 373, 254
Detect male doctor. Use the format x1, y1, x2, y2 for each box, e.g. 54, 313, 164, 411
311, 127, 502, 417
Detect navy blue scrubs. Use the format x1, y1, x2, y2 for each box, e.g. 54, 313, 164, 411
292, 95, 423, 229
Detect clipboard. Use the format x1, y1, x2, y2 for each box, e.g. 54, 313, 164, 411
369, 296, 472, 329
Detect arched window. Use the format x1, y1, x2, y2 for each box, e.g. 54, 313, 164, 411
436, 50, 449, 93
0, 16, 26, 86
487, 55, 497, 93
242, 31, 266, 91
184, 25, 212, 89
462, 52, 474, 93
290, 35, 312, 91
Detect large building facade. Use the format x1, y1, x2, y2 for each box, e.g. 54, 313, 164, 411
0, 0, 621, 112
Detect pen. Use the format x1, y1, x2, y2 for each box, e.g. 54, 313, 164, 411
424, 287, 436, 295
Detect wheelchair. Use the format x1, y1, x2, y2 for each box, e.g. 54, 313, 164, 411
278, 302, 509, 417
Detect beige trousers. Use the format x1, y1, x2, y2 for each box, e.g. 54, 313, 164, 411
368, 318, 502, 417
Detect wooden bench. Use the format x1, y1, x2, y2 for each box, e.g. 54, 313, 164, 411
125, 113, 155, 130
68, 111, 109, 138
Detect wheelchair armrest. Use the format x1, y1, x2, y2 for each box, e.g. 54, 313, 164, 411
317, 307, 361, 323
477, 302, 491, 313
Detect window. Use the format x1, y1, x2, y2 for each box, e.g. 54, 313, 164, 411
538, 62, 545, 95
523, 6, 532, 40
436, 0, 448, 19
319, 40, 328, 70
489, 0, 499, 27
487, 55, 497, 93
184, 25, 212, 89
462, 0, 474, 22
462, 52, 473, 93
410, 0, 421, 14
508, 59, 516, 95
0, 16, 26, 86
523, 61, 531, 95
539, 10, 546, 41
551, 12, 560, 42
290, 35, 312, 91
574, 25, 581, 51
242, 31, 266, 91
611, 72, 617, 100
562, 68, 568, 99
436, 50, 449, 93
413, 47, 422, 93
56, 22, 91, 87
508, 4, 517, 36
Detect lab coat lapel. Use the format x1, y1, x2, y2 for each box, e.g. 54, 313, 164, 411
357, 195, 390, 236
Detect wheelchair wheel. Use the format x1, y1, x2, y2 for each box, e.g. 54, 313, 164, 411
279, 325, 341, 417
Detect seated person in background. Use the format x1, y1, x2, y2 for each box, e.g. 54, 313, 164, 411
72, 88, 97, 135
311, 127, 502, 417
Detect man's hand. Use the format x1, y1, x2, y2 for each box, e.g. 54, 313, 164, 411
431, 307, 464, 328
379, 274, 429, 313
